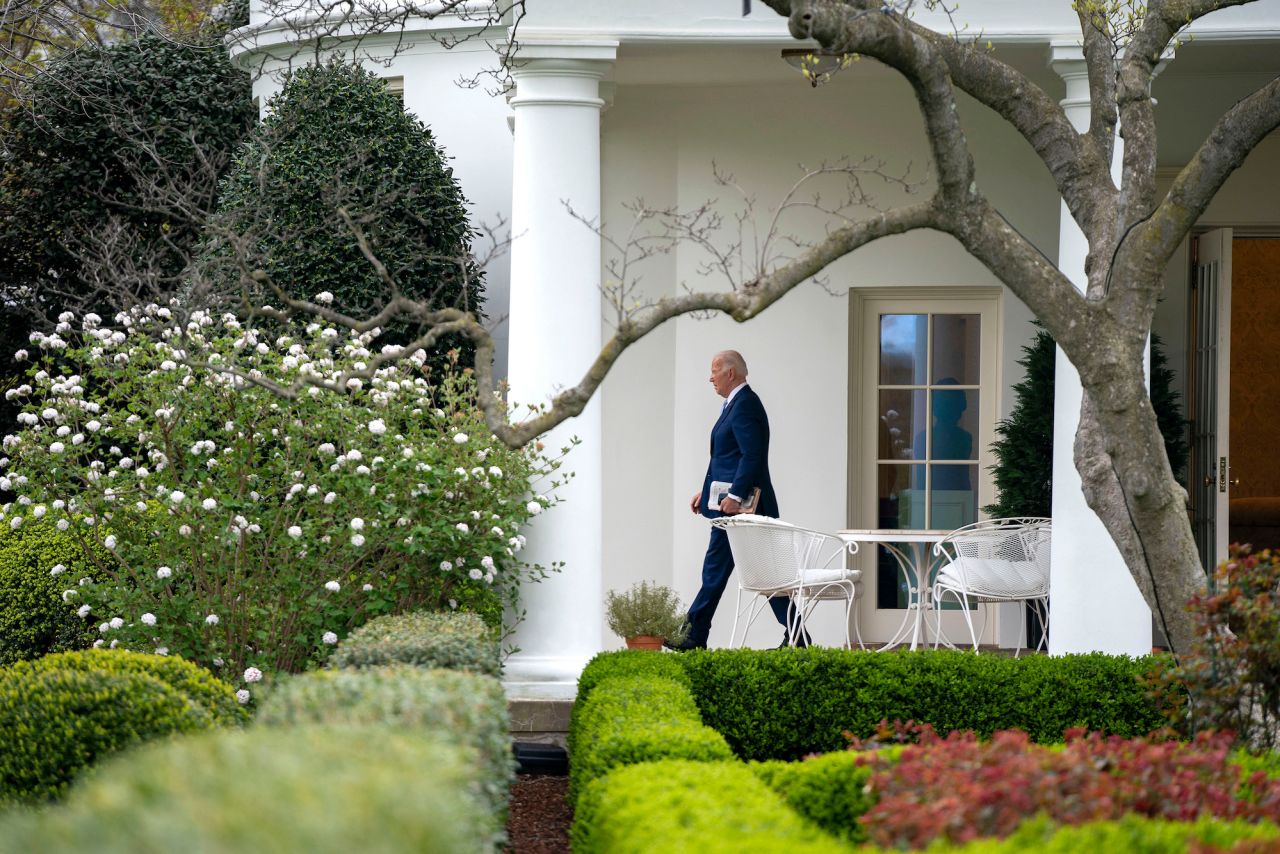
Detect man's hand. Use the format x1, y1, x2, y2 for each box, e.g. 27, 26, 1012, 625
719, 496, 742, 515
690, 492, 701, 514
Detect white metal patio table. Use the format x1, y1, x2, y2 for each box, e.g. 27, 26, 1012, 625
837, 529, 951, 651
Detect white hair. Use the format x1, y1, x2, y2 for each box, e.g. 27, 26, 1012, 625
714, 350, 748, 378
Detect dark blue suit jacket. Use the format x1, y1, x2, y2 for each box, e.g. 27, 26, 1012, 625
699, 385, 779, 520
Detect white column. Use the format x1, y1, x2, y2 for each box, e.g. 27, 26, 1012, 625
503, 41, 617, 698
1047, 44, 1151, 656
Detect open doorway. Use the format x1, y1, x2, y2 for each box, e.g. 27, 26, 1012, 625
1189, 232, 1280, 570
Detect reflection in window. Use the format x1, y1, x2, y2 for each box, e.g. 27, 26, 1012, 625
875, 312, 982, 608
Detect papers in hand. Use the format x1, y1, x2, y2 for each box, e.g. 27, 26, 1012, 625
709, 481, 761, 514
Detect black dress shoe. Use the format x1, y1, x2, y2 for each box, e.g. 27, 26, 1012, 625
777, 631, 812, 649
662, 637, 705, 652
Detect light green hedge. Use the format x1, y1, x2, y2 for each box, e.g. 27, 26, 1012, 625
257, 664, 512, 828
576, 650, 693, 707
0, 665, 213, 804
750, 752, 877, 844
0, 726, 491, 853
567, 674, 733, 805
0, 520, 104, 666
17, 649, 248, 726
330, 610, 499, 676
572, 759, 848, 853
900, 815, 1280, 853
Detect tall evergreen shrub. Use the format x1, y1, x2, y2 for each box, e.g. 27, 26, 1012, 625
986, 326, 1187, 517
200, 59, 485, 367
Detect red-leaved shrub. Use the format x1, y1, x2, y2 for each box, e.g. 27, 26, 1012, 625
854, 723, 1280, 849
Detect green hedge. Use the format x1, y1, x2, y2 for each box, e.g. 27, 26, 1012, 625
576, 649, 694, 707
257, 665, 512, 827
0, 520, 103, 666
895, 815, 1280, 853
330, 610, 499, 676
572, 759, 847, 853
0, 665, 213, 803
750, 752, 877, 843
0, 726, 490, 853
568, 675, 734, 805
675, 649, 1167, 759
15, 649, 248, 726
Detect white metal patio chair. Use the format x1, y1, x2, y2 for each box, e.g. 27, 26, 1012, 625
712, 514, 863, 649
929, 517, 1051, 655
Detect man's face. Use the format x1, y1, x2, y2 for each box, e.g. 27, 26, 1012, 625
709, 357, 736, 398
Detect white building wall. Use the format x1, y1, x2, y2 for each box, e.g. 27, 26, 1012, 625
596, 58, 1059, 649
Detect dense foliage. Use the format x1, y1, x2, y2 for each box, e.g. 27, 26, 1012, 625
573, 759, 840, 854
567, 675, 733, 805
330, 610, 499, 674
604, 580, 689, 642
853, 724, 1280, 849
257, 665, 513, 825
0, 657, 217, 803
199, 59, 484, 366
0, 520, 104, 665
674, 648, 1169, 760
0, 304, 565, 699
986, 328, 1187, 517
0, 35, 253, 306
1157, 547, 1280, 749
0, 726, 490, 852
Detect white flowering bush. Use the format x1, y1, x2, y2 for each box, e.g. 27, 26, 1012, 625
0, 303, 565, 691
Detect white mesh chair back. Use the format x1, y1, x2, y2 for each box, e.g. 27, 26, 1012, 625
716, 515, 812, 594
936, 517, 1051, 600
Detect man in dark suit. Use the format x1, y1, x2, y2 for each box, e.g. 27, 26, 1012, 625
666, 350, 806, 650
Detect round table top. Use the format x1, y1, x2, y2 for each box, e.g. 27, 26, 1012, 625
837, 529, 951, 543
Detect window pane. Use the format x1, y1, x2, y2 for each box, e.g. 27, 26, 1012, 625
931, 314, 980, 385
878, 389, 926, 460
878, 464, 925, 530
929, 388, 978, 461
929, 465, 978, 530
880, 314, 927, 385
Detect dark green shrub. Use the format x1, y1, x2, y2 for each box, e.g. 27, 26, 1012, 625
572, 759, 846, 853
674, 649, 1168, 760
0, 726, 489, 853
0, 665, 213, 803
751, 752, 877, 843
200, 58, 484, 364
330, 610, 499, 675
0, 34, 254, 307
568, 675, 733, 805
893, 815, 1280, 854
257, 665, 512, 827
987, 327, 1187, 517
0, 521, 104, 666
16, 649, 248, 726
576, 649, 693, 706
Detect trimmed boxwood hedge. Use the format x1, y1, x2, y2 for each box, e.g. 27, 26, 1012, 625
0, 666, 213, 804
901, 815, 1280, 853
675, 649, 1168, 760
576, 649, 694, 707
568, 675, 733, 805
257, 664, 512, 827
751, 751, 877, 843
572, 759, 847, 853
15, 649, 248, 727
330, 610, 499, 676
0, 521, 105, 666
0, 726, 490, 853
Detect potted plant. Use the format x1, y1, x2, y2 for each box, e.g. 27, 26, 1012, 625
605, 581, 688, 651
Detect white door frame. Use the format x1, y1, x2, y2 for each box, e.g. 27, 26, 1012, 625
848, 287, 1004, 644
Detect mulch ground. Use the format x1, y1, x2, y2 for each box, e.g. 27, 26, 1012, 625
506, 774, 572, 853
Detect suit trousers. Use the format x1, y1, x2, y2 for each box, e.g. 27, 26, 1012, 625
686, 524, 796, 647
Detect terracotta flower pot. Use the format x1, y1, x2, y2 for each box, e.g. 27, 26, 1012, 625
625, 635, 664, 651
